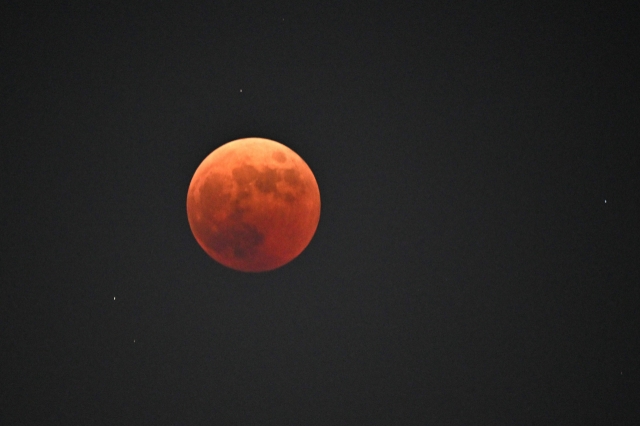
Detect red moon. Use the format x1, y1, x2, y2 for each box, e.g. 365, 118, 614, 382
187, 138, 321, 272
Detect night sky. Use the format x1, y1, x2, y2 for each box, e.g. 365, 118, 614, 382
2, 1, 638, 424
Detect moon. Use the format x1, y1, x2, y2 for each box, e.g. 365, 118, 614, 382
187, 137, 321, 272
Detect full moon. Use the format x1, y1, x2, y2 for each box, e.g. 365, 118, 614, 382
187, 137, 321, 272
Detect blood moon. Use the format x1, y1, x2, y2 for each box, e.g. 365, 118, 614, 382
187, 138, 321, 272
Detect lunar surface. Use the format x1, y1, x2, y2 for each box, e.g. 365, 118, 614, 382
187, 138, 321, 272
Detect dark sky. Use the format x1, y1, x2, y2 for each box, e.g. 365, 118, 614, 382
2, 1, 638, 424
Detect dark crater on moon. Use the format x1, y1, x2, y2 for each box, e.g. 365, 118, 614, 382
272, 151, 286, 163
231, 163, 302, 202
206, 221, 265, 259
